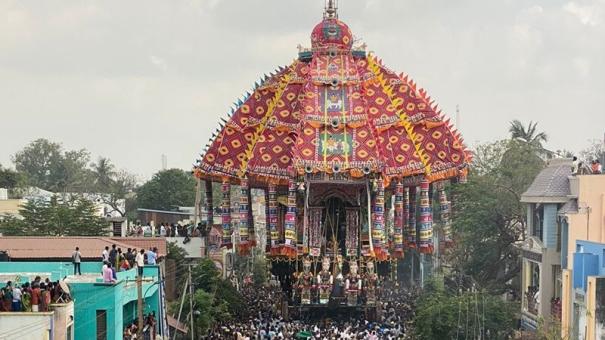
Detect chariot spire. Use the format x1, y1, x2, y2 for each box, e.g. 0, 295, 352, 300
324, 0, 338, 19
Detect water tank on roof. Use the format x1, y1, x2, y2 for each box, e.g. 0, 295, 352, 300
0, 251, 9, 262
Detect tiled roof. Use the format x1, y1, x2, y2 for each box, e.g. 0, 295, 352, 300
521, 158, 572, 203
558, 200, 578, 215
0, 237, 167, 259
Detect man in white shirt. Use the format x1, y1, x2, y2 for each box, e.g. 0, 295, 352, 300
136, 249, 145, 277
102, 246, 109, 262
12, 286, 22, 311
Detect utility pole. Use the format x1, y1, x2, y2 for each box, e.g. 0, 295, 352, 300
189, 264, 194, 340
172, 276, 190, 340
137, 271, 144, 338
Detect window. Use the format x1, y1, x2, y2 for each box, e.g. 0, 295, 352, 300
96, 310, 107, 340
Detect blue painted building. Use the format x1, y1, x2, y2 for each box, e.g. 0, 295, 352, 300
0, 262, 167, 340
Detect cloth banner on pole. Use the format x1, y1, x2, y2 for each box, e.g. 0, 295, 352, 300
346, 208, 359, 257
308, 207, 322, 257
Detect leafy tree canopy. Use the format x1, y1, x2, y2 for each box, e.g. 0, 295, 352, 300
449, 139, 545, 295
0, 196, 109, 236
136, 169, 196, 211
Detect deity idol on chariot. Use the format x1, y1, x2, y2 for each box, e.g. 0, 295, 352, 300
345, 260, 362, 306
363, 260, 379, 305
317, 257, 333, 304
296, 257, 314, 305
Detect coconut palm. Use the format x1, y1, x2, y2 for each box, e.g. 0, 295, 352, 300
508, 120, 548, 148
92, 157, 116, 191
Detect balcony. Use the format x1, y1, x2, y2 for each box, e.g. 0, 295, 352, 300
551, 297, 562, 321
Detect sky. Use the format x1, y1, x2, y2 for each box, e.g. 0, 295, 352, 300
1, 0, 604, 180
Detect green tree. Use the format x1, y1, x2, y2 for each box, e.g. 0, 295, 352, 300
136, 169, 196, 210
450, 139, 544, 295
91, 157, 116, 191
0, 164, 26, 197
0, 196, 108, 236
169, 258, 243, 337
414, 277, 516, 340
509, 120, 548, 148
12, 139, 93, 192
166, 241, 189, 290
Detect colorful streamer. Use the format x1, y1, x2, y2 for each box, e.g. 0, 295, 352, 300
221, 180, 232, 248
238, 178, 250, 255
406, 187, 417, 248
205, 180, 213, 228
418, 179, 434, 254
372, 179, 387, 260
282, 178, 297, 257
268, 183, 279, 253
439, 187, 453, 248
393, 181, 404, 258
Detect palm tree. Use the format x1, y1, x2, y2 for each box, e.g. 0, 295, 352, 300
508, 120, 548, 148
92, 157, 116, 191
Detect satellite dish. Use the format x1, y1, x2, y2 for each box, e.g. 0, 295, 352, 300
59, 280, 71, 296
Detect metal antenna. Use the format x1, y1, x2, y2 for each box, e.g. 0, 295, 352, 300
324, 0, 338, 19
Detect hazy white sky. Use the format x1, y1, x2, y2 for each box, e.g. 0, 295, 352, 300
1, 0, 604, 180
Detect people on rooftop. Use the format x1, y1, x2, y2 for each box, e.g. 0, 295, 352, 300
0, 278, 71, 312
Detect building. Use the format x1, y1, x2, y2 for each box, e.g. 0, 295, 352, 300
520, 158, 572, 330
0, 261, 167, 340
0, 301, 74, 340
0, 236, 166, 262
560, 174, 605, 339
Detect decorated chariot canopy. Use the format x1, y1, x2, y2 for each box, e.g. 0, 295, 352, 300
194, 2, 470, 187
194, 1, 469, 259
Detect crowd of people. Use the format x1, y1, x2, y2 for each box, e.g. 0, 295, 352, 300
97, 244, 159, 283
0, 276, 71, 312
202, 277, 416, 339
572, 156, 603, 175
123, 311, 157, 340
128, 221, 204, 239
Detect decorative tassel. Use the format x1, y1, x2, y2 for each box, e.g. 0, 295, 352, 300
439, 187, 453, 248
418, 179, 434, 254
406, 187, 417, 248
221, 180, 232, 248
283, 178, 297, 258
372, 178, 388, 260
238, 178, 250, 255
268, 183, 279, 254
393, 181, 404, 258
205, 180, 213, 231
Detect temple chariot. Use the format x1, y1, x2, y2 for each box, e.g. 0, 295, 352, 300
194, 0, 470, 317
